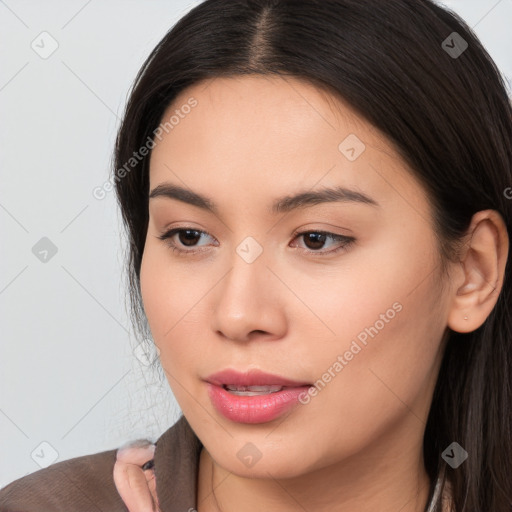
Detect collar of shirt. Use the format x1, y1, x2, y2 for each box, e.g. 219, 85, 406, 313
154, 414, 203, 511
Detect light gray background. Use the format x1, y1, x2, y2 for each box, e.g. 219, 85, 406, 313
1, 0, 511, 488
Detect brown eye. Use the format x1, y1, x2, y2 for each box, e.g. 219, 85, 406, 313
157, 227, 216, 254
175, 229, 202, 247
291, 230, 355, 255
157, 227, 355, 257
302, 232, 328, 250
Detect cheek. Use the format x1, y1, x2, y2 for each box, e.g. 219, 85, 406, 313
139, 243, 211, 373
139, 247, 161, 331
140, 242, 194, 336
317, 299, 442, 465
139, 244, 181, 353
281, 240, 432, 353
291, 233, 445, 414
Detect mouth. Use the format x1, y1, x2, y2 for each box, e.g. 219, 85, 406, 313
206, 382, 312, 424
221, 384, 290, 396
204, 369, 313, 424
205, 368, 311, 388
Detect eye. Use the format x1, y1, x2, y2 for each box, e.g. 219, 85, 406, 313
157, 227, 355, 256
157, 227, 217, 255
290, 230, 355, 255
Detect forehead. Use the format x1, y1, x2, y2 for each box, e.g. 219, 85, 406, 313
154, 75, 370, 151
148, 75, 431, 220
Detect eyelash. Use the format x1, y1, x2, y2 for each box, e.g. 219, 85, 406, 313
157, 227, 355, 256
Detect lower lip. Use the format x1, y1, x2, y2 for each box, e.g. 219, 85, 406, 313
206, 383, 311, 424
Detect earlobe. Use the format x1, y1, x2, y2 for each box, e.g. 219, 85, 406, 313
447, 210, 509, 334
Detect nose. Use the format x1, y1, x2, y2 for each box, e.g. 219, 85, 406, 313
210, 247, 287, 343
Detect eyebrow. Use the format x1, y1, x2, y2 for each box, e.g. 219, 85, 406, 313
148, 183, 379, 215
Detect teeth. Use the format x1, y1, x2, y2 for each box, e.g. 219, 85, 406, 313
224, 385, 284, 396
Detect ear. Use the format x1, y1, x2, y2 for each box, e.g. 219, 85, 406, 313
447, 209, 509, 333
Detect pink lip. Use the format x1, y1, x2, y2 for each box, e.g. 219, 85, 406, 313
204, 369, 312, 424
205, 368, 311, 388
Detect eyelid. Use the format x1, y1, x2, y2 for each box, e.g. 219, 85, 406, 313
289, 229, 355, 255
157, 226, 355, 256
157, 226, 217, 253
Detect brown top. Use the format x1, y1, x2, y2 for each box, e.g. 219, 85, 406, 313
0, 414, 454, 512
0, 414, 203, 512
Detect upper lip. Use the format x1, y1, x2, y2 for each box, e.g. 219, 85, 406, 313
205, 369, 311, 388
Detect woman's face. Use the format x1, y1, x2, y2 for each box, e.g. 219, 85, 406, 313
140, 75, 455, 478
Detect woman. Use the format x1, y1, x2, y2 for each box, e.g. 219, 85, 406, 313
1, 1, 511, 511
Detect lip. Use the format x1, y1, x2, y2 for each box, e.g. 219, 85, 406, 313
204, 368, 311, 388
204, 369, 312, 424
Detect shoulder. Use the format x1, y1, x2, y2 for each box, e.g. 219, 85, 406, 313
0, 447, 127, 512
0, 416, 203, 512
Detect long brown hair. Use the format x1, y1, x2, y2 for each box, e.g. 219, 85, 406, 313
112, 1, 512, 510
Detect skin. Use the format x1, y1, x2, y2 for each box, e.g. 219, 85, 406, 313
116, 75, 508, 512
113, 443, 160, 512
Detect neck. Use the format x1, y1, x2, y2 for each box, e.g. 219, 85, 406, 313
197, 421, 433, 512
